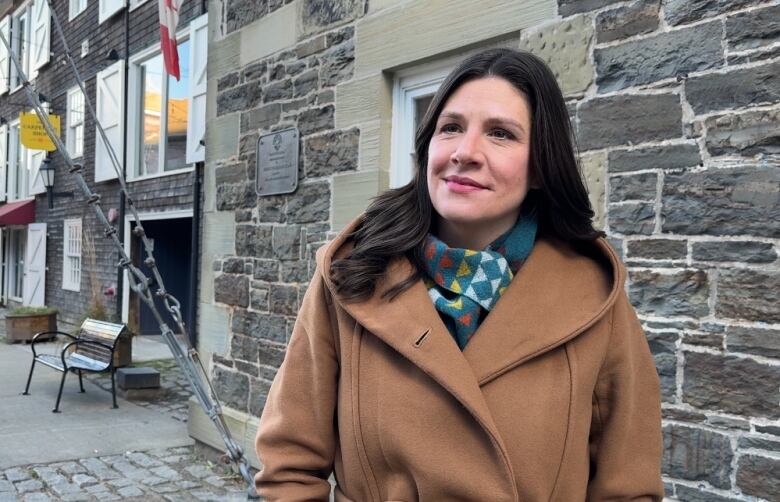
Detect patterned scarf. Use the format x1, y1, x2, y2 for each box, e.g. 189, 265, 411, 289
421, 213, 537, 350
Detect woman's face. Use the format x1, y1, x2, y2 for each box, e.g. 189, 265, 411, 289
426, 77, 534, 240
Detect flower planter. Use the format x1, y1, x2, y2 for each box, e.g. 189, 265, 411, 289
5, 311, 57, 344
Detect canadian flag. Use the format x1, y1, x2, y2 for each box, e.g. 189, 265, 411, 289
159, 0, 184, 80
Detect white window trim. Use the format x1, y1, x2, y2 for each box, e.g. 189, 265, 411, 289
66, 86, 85, 158
62, 218, 82, 291
129, 0, 149, 11
390, 61, 455, 189
9, 2, 32, 94
7, 226, 25, 302
69, 0, 88, 21
127, 30, 192, 182
7, 119, 33, 202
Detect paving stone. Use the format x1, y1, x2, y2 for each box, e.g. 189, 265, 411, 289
50, 481, 81, 496
79, 458, 120, 480
71, 474, 98, 488
117, 485, 145, 497
93, 493, 122, 502
107, 478, 135, 488
140, 476, 168, 487
150, 483, 180, 493
4, 468, 30, 483
21, 494, 52, 502
51, 462, 86, 476
14, 479, 43, 493
176, 480, 202, 489
150, 465, 180, 481
126, 451, 163, 468
60, 493, 91, 502
0, 481, 11, 493
110, 461, 151, 481
204, 475, 226, 487
31, 467, 64, 486
185, 465, 213, 479
85, 484, 110, 494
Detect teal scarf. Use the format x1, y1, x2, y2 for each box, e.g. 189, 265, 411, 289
421, 214, 537, 350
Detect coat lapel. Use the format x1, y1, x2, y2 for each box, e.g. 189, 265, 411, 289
463, 237, 622, 384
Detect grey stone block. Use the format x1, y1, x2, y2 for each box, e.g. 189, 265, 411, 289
692, 241, 776, 263
559, 0, 621, 16
629, 269, 710, 317
686, 61, 780, 115
662, 166, 780, 237
301, 0, 363, 36
662, 424, 733, 488
736, 454, 780, 499
608, 143, 701, 173
665, 0, 761, 26
726, 326, 780, 359
116, 368, 160, 390
608, 202, 655, 235
717, 269, 780, 323
287, 181, 331, 223
212, 366, 250, 413
304, 129, 359, 178
684, 351, 780, 418
595, 0, 659, 43
609, 172, 657, 202
626, 238, 687, 260
726, 4, 780, 51
297, 105, 335, 136
704, 108, 780, 157
231, 309, 287, 343
578, 94, 681, 151
226, 0, 270, 34
214, 274, 249, 308
595, 21, 723, 92
646, 331, 677, 403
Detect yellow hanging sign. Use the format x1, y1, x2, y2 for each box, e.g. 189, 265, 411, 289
20, 112, 61, 152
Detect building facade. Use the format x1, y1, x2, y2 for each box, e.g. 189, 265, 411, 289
201, 0, 780, 499
0, 0, 208, 340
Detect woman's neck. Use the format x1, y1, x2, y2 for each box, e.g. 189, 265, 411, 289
434, 214, 517, 250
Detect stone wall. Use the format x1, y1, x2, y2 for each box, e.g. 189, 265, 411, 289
203, 0, 780, 498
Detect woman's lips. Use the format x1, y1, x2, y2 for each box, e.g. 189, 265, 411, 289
445, 180, 485, 193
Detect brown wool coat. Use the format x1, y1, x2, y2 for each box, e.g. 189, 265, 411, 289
255, 217, 664, 501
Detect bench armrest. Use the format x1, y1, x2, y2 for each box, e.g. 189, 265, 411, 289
60, 339, 116, 371
31, 331, 77, 357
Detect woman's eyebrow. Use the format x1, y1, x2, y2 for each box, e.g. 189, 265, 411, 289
438, 111, 526, 133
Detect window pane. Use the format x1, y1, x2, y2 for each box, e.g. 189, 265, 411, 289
141, 54, 163, 176
414, 95, 434, 132
165, 40, 190, 172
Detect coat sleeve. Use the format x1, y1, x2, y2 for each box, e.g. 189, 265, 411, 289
586, 289, 665, 501
254, 271, 339, 501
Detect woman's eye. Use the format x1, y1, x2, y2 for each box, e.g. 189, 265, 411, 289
490, 128, 514, 140
440, 123, 461, 134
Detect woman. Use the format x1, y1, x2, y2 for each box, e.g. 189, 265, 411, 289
255, 48, 664, 501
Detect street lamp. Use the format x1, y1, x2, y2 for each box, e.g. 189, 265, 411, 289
40, 154, 74, 209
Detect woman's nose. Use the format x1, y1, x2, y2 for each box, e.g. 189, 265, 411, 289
450, 130, 484, 166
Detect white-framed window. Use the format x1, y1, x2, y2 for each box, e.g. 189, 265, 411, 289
7, 0, 50, 91
129, 0, 149, 10
62, 218, 82, 291
69, 0, 88, 20
126, 13, 207, 180
390, 61, 454, 188
67, 86, 85, 158
7, 227, 26, 300
99, 0, 125, 24
7, 120, 29, 201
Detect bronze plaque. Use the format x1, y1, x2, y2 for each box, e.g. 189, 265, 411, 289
256, 128, 299, 196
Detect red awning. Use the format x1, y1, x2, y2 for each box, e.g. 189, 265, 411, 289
0, 199, 35, 226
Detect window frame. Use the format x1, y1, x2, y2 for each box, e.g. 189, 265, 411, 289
7, 119, 31, 202
66, 86, 85, 158
69, 0, 88, 21
390, 61, 454, 189
9, 2, 32, 93
129, 0, 149, 11
127, 32, 193, 182
62, 218, 82, 291
7, 227, 26, 301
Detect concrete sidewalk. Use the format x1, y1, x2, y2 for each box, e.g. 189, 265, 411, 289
0, 340, 193, 470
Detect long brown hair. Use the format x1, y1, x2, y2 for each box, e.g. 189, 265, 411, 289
330, 48, 603, 302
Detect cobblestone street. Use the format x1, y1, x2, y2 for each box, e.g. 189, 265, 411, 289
0, 445, 252, 501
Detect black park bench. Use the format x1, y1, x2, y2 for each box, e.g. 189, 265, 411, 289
22, 319, 130, 413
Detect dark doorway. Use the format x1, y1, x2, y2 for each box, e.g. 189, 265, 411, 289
132, 217, 192, 339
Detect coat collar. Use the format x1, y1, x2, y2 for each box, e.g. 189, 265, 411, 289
316, 216, 622, 481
